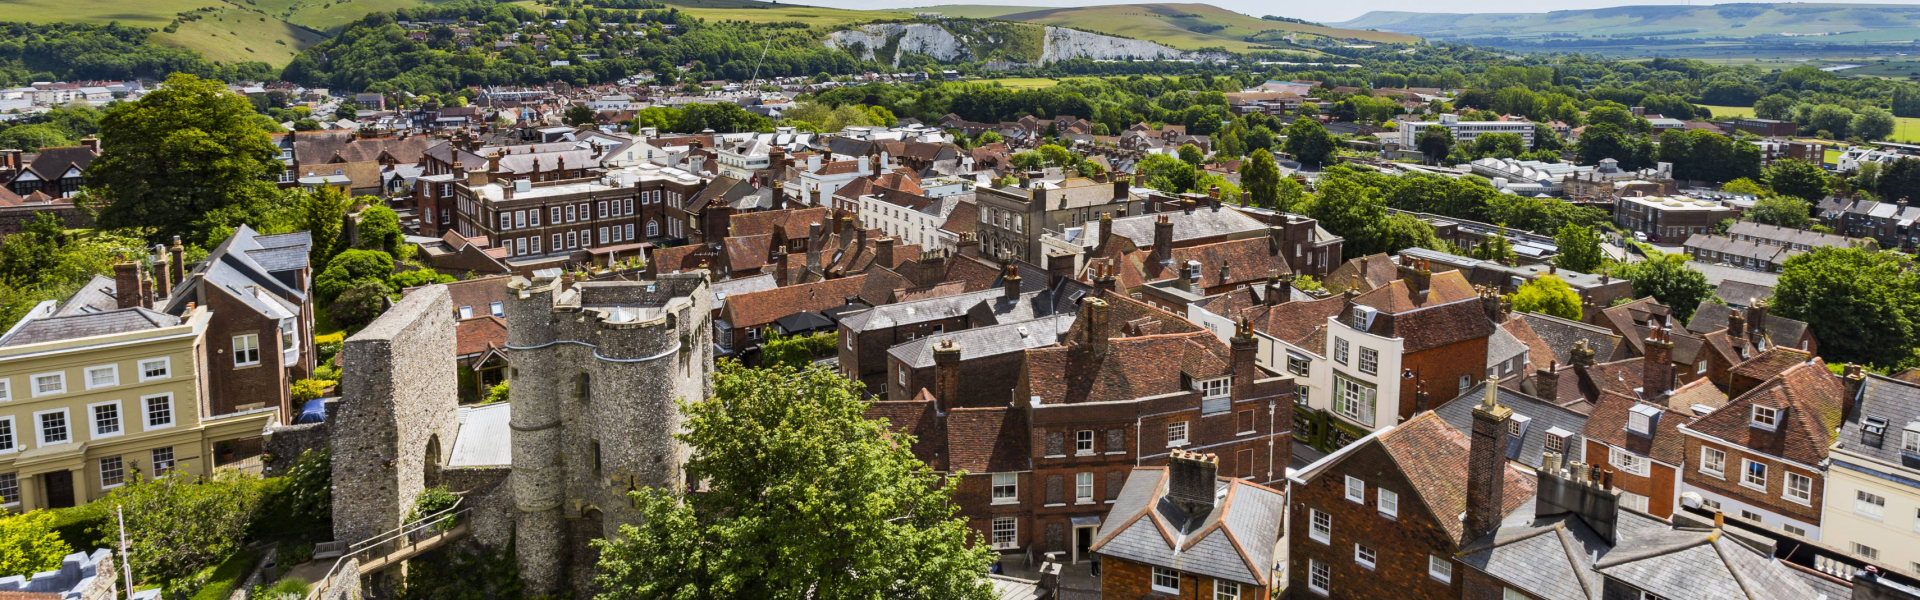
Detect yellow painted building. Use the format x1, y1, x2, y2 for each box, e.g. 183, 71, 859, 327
1821, 374, 1920, 576
0, 299, 274, 512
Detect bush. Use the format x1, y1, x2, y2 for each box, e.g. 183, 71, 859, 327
482, 381, 509, 404
291, 379, 334, 402
0, 510, 74, 577
186, 549, 260, 600
329, 280, 393, 327
45, 503, 109, 552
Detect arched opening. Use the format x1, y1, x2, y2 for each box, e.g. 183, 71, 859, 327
424, 434, 443, 487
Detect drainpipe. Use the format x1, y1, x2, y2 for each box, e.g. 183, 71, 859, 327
1268, 399, 1277, 484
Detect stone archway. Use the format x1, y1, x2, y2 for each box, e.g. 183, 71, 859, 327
424, 434, 442, 488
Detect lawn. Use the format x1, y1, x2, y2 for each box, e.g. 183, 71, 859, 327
1701, 104, 1920, 143
0, 0, 221, 28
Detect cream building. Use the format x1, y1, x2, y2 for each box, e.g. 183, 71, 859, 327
1821, 374, 1920, 575
0, 293, 273, 512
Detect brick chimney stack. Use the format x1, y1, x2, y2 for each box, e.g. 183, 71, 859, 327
1232, 318, 1258, 400
1151, 215, 1174, 266
1267, 225, 1285, 256
113, 259, 150, 310
933, 340, 962, 412
1728, 307, 1747, 339
1746, 299, 1770, 340
874, 237, 895, 269
1467, 380, 1514, 539
1002, 264, 1022, 303
1175, 260, 1196, 292
1167, 449, 1220, 518
1643, 324, 1675, 399
1843, 363, 1867, 421
1096, 212, 1114, 256
1082, 297, 1111, 356
151, 244, 171, 299
1569, 338, 1596, 368
1535, 360, 1560, 399
1267, 273, 1292, 306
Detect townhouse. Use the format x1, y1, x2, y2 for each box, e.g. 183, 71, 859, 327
159, 227, 315, 422
1090, 451, 1286, 600
1816, 197, 1920, 250
838, 274, 1083, 396
974, 174, 1140, 263
1613, 193, 1743, 243
1823, 372, 1920, 573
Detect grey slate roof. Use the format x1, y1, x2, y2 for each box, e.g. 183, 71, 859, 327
162, 224, 312, 319
0, 307, 180, 347
1519, 311, 1622, 365
839, 278, 1085, 334
1489, 321, 1529, 369
1460, 512, 1609, 600
1090, 467, 1286, 587
53, 275, 120, 317
1595, 530, 1815, 600
1437, 383, 1590, 469
888, 314, 1073, 369
1712, 281, 1774, 308
1835, 374, 1920, 468
1684, 302, 1809, 347
1093, 206, 1266, 249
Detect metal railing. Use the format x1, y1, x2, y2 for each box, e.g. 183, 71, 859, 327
304, 498, 471, 600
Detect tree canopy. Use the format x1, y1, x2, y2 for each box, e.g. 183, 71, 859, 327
1772, 247, 1920, 367
1610, 252, 1713, 323
1510, 274, 1582, 321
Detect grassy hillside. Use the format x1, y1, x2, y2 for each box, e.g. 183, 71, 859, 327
1336, 3, 1920, 41
663, 1, 877, 27
905, 2, 1418, 51
0, 0, 406, 68
153, 5, 329, 65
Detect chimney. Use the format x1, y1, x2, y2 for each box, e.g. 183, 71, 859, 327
1642, 325, 1675, 399
1182, 198, 1195, 215
1096, 212, 1115, 256
1728, 307, 1747, 339
1017, 171, 1031, 189
933, 340, 962, 412
1151, 215, 1174, 265
1746, 299, 1770, 340
81, 137, 99, 153
113, 260, 148, 310
1167, 449, 1220, 518
956, 233, 981, 258
1045, 254, 1073, 289
806, 221, 825, 273
1569, 338, 1596, 368
1175, 260, 1196, 292
1231, 318, 1258, 400
1002, 265, 1023, 302
1467, 380, 1514, 539
488, 150, 501, 174
1112, 178, 1128, 201
1399, 258, 1432, 297
1082, 296, 1111, 356
1480, 286, 1508, 322
1267, 226, 1284, 256
1133, 172, 1146, 188
1267, 273, 1292, 306
1535, 361, 1560, 399
1843, 363, 1867, 421
151, 244, 171, 299
1207, 184, 1221, 211
875, 237, 895, 268
1091, 262, 1117, 294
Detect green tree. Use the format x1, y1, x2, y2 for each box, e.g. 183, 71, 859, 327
1852, 107, 1897, 141
296, 187, 353, 273
86, 73, 284, 245
1754, 94, 1797, 120
761, 331, 835, 370
1471, 226, 1516, 264
1471, 132, 1525, 159
1878, 157, 1920, 202
1510, 274, 1582, 320
329, 279, 393, 326
0, 511, 72, 576
593, 363, 995, 600
283, 448, 332, 526
1306, 172, 1391, 258
1803, 104, 1854, 139
315, 249, 394, 305
1611, 253, 1714, 322
1416, 125, 1453, 165
0, 124, 75, 152
1748, 196, 1813, 230
1772, 247, 1920, 367
1763, 159, 1830, 202
1177, 143, 1204, 167
1239, 149, 1281, 208
1553, 224, 1606, 273
358, 205, 403, 256
565, 105, 597, 126
1283, 117, 1337, 167
93, 470, 265, 588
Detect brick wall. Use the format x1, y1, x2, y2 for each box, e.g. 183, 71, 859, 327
846, 316, 968, 395
895, 350, 1026, 408
1100, 556, 1268, 600
1401, 336, 1491, 422
1682, 436, 1824, 526
203, 288, 293, 421
1289, 442, 1462, 600
1583, 440, 1678, 519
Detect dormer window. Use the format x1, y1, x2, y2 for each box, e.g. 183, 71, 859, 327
1627, 404, 1660, 436
1199, 377, 1231, 400
1904, 423, 1920, 454
1752, 405, 1779, 430
1864, 417, 1888, 448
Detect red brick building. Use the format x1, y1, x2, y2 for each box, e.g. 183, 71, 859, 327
1678, 357, 1849, 539
159, 226, 315, 422
1090, 451, 1287, 600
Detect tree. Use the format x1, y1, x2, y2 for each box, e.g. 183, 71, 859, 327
1283, 117, 1337, 167
330, 280, 393, 326
1763, 159, 1830, 202
565, 104, 597, 127
593, 363, 995, 600
92, 470, 265, 587
86, 73, 284, 245
1471, 226, 1516, 264
1611, 253, 1713, 322
1748, 195, 1813, 230
315, 249, 394, 305
1416, 125, 1453, 165
1852, 107, 1896, 141
1240, 149, 1281, 208
0, 124, 75, 152
1773, 248, 1920, 366
1553, 224, 1606, 273
1802, 104, 1854, 139
1754, 94, 1797, 120
358, 205, 403, 255
1471, 132, 1525, 159
296, 187, 353, 273
1878, 157, 1920, 202
1177, 143, 1204, 168
1306, 172, 1391, 259
0, 511, 72, 576
1510, 275, 1582, 320
1574, 123, 1634, 167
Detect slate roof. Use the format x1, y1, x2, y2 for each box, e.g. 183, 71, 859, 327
1094, 205, 1265, 250
1837, 374, 1920, 467
161, 224, 312, 319
1459, 510, 1612, 600
1682, 358, 1844, 467
889, 314, 1074, 369
1594, 528, 1816, 600
52, 275, 121, 317
1685, 302, 1809, 351
1712, 281, 1774, 308
1489, 322, 1530, 370
1518, 312, 1624, 366
1437, 383, 1591, 469
0, 307, 181, 347
1089, 467, 1287, 587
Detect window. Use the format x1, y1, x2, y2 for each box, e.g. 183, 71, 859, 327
1857, 490, 1886, 520
1784, 524, 1807, 537
626, 224, 635, 240
0, 378, 8, 401
1358, 347, 1378, 375
0, 416, 14, 453
599, 227, 610, 244
1151, 567, 1180, 595
991, 517, 1017, 549
1355, 544, 1377, 570
1505, 588, 1532, 600
1345, 476, 1365, 503
1308, 559, 1330, 595
567, 231, 578, 248
1200, 377, 1231, 399
647, 221, 659, 238
90, 402, 121, 438
1546, 432, 1567, 454
139, 358, 171, 381
459, 306, 474, 319
551, 207, 562, 223
1619, 491, 1650, 512
1697, 360, 1708, 374
1742, 459, 1768, 490
37, 409, 69, 445
32, 372, 65, 396
1785, 472, 1813, 505
566, 205, 576, 222
1287, 353, 1311, 377
1610, 450, 1649, 477
1700, 447, 1726, 478
144, 394, 174, 430
1168, 421, 1189, 447
514, 211, 526, 228
1214, 581, 1240, 600
1741, 509, 1762, 522
0, 472, 16, 505
531, 235, 542, 253
1854, 543, 1881, 560
1075, 430, 1094, 454
1906, 429, 1920, 454
1309, 509, 1331, 544
1752, 405, 1779, 429
100, 456, 124, 488
1076, 472, 1093, 503
529, 209, 540, 226
1429, 555, 1453, 583
992, 473, 1017, 503
85, 365, 118, 389
1334, 377, 1377, 427
151, 447, 175, 474
1334, 338, 1350, 364
1379, 489, 1399, 519
233, 334, 261, 366
1459, 375, 1473, 393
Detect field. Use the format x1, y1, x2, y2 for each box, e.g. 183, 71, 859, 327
0, 0, 408, 67
255, 0, 440, 34
153, 5, 330, 66
1336, 4, 1920, 41
900, 2, 1418, 52
1701, 104, 1920, 144
976, 77, 1059, 89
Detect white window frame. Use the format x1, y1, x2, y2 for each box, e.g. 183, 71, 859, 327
1379, 489, 1399, 519
88, 400, 123, 439
1168, 421, 1189, 447
991, 472, 1018, 504
143, 393, 175, 431
1610, 449, 1650, 477
85, 365, 119, 389
1076, 472, 1093, 504
1308, 559, 1330, 596
233, 334, 261, 367
1345, 475, 1365, 504
0, 472, 17, 506
1784, 472, 1813, 505
151, 446, 175, 474
1075, 430, 1094, 455
1752, 405, 1779, 430
1213, 580, 1240, 600
1151, 567, 1180, 595
1741, 458, 1768, 491
99, 455, 125, 489
1700, 447, 1726, 478
1429, 554, 1453, 583
1310, 509, 1331, 544
1200, 377, 1232, 400
1287, 354, 1311, 377
991, 516, 1017, 550
31, 371, 66, 397
1334, 337, 1349, 364
459, 306, 474, 319
1334, 376, 1377, 428
0, 378, 9, 402
1358, 347, 1378, 376
1355, 544, 1377, 570
35, 408, 70, 446
0, 415, 15, 454
138, 357, 171, 382
1855, 542, 1881, 560
1856, 490, 1886, 520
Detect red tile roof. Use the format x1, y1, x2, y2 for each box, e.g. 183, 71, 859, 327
721, 274, 870, 329
1582, 392, 1691, 465
1378, 411, 1537, 545
455, 316, 507, 357
946, 407, 1029, 473
1684, 359, 1844, 466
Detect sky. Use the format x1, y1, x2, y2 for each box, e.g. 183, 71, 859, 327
789, 0, 1920, 25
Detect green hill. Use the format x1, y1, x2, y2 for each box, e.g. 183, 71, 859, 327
0, 0, 423, 68
1336, 3, 1920, 42
902, 3, 1419, 51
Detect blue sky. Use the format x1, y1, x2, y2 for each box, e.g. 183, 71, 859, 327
789, 0, 1920, 26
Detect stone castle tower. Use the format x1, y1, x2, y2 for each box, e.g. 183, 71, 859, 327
331, 285, 460, 544
504, 272, 714, 596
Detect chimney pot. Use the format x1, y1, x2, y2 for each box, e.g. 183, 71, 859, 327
1167, 449, 1220, 517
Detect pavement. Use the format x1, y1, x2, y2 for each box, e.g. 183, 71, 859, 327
997, 554, 1101, 598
